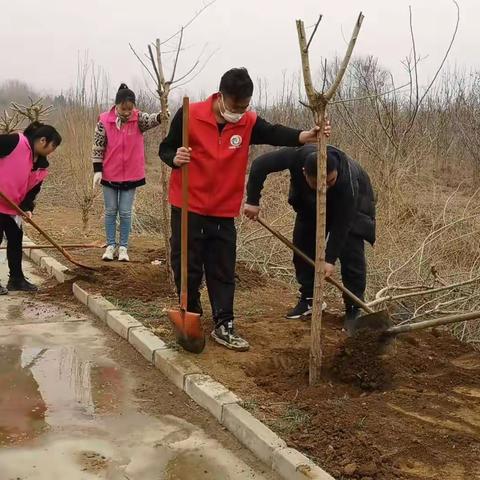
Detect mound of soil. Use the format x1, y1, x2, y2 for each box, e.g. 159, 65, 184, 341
329, 330, 393, 391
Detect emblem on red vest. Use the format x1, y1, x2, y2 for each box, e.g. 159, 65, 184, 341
229, 135, 243, 149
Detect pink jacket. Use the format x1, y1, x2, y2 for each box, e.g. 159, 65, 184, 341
99, 107, 145, 183
0, 134, 48, 215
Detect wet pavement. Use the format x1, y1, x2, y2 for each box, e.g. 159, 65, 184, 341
0, 252, 278, 480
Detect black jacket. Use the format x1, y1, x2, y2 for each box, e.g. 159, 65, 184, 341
246, 145, 376, 264
0, 133, 48, 212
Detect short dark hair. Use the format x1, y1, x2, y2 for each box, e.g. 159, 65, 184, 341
219, 68, 254, 100
24, 122, 62, 147
115, 83, 136, 105
304, 150, 339, 177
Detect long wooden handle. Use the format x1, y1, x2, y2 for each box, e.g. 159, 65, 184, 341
256, 217, 374, 314
180, 96, 190, 311
0, 243, 104, 250
387, 310, 480, 335
0, 189, 96, 271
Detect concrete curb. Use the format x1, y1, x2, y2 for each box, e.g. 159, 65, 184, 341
25, 237, 335, 480
23, 235, 74, 283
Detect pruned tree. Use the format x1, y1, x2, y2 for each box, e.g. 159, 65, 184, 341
296, 13, 364, 385
0, 110, 21, 133
130, 0, 216, 288
10, 98, 54, 123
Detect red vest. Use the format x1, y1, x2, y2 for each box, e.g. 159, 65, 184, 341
99, 107, 145, 183
169, 94, 257, 217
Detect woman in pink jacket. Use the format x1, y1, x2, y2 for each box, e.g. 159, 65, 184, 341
0, 122, 62, 294
92, 84, 162, 262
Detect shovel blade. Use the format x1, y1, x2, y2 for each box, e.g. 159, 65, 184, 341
349, 310, 393, 336
167, 308, 205, 354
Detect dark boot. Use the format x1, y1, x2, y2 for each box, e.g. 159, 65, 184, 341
286, 298, 312, 319
7, 277, 38, 292
0, 283, 7, 295
343, 307, 361, 336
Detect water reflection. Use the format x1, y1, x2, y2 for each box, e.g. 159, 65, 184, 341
0, 345, 124, 446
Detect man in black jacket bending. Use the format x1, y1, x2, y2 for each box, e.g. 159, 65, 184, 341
244, 145, 376, 329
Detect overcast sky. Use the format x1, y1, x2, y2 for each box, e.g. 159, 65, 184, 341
0, 0, 475, 103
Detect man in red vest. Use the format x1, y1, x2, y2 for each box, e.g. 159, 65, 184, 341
159, 67, 330, 351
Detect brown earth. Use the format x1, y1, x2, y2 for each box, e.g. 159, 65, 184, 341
28, 205, 480, 480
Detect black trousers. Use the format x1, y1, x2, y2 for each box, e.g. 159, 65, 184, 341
292, 213, 366, 310
170, 207, 236, 328
0, 214, 24, 280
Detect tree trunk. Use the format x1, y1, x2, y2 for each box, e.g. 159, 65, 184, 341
309, 107, 327, 385
158, 95, 175, 290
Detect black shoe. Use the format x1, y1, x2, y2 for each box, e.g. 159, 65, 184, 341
211, 322, 250, 351
0, 284, 7, 295
286, 298, 313, 319
7, 278, 38, 292
344, 308, 361, 335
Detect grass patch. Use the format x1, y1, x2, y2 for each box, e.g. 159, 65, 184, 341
269, 405, 311, 435
105, 296, 164, 322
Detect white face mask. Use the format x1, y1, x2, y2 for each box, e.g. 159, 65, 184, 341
219, 95, 245, 123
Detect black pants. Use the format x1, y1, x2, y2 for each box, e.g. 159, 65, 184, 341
170, 207, 236, 329
0, 214, 24, 280
292, 213, 366, 310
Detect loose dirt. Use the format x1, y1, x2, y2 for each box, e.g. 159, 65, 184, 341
28, 206, 480, 480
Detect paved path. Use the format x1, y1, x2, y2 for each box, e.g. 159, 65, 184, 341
0, 252, 278, 480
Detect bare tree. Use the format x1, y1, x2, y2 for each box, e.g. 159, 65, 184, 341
0, 110, 21, 133
130, 1, 216, 287
296, 13, 364, 384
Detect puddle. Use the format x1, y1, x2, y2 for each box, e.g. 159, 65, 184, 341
164, 451, 231, 479
0, 300, 76, 326
0, 344, 125, 445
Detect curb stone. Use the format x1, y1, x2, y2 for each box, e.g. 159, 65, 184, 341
106, 310, 143, 340
24, 237, 336, 480
22, 236, 73, 284
87, 295, 117, 322
222, 403, 286, 467
73, 282, 89, 305
272, 448, 335, 480
154, 348, 202, 390
128, 326, 168, 362
185, 373, 240, 421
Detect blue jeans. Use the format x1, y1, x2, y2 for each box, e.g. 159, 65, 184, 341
103, 186, 136, 248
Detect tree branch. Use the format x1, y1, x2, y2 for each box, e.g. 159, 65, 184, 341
325, 12, 364, 101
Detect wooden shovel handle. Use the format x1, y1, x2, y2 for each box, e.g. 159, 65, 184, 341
0, 189, 96, 271
180, 96, 190, 311
387, 310, 480, 335
256, 217, 374, 314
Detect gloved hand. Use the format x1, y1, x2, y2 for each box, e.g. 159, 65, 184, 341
93, 172, 102, 189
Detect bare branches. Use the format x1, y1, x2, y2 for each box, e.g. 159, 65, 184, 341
325, 12, 364, 101
296, 20, 318, 107
0, 110, 21, 133
170, 27, 184, 83
306, 14, 323, 51
10, 98, 54, 123
159, 0, 216, 46
129, 43, 157, 85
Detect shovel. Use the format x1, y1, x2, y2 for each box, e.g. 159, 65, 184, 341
255, 217, 391, 332
0, 242, 105, 250
0, 189, 96, 271
256, 218, 480, 340
167, 97, 206, 354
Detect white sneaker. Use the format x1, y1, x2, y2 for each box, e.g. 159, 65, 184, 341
102, 245, 116, 261
118, 246, 130, 262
